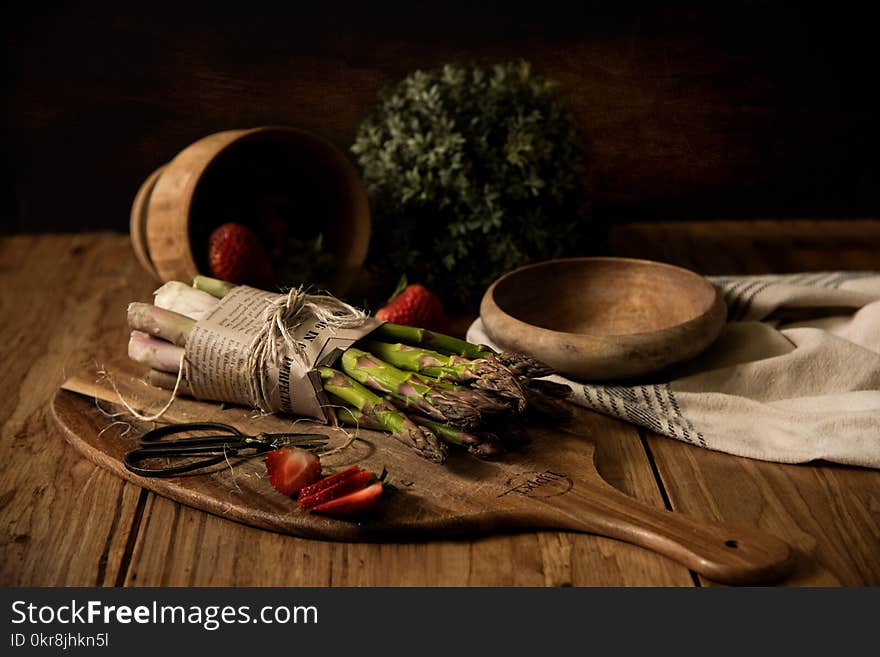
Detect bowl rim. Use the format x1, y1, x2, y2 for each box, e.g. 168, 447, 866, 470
480, 255, 725, 342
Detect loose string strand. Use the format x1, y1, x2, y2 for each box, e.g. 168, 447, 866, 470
107, 354, 186, 422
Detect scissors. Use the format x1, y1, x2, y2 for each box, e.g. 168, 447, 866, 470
124, 422, 329, 477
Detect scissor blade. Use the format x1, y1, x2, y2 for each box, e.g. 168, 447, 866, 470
132, 444, 243, 457
259, 433, 330, 450
136, 436, 243, 451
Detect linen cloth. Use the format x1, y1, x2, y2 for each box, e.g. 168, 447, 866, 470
467, 271, 880, 468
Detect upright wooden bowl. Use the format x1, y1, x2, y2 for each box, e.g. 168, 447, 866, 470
480, 257, 726, 380
130, 126, 370, 296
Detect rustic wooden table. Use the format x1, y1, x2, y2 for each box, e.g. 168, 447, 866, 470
1, 220, 878, 587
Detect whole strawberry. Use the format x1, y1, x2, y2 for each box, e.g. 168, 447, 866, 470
376, 283, 449, 332
207, 222, 275, 289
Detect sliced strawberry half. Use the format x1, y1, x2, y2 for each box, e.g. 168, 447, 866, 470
265, 448, 322, 496
297, 465, 361, 500
298, 469, 376, 510
311, 482, 384, 517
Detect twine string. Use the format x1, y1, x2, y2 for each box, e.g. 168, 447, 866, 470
108, 354, 187, 422
244, 286, 368, 413
111, 286, 368, 422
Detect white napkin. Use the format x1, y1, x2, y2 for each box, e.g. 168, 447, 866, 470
468, 271, 880, 469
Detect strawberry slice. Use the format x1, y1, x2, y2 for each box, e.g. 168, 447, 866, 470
298, 469, 376, 510
297, 465, 361, 499
265, 448, 322, 496
311, 482, 384, 517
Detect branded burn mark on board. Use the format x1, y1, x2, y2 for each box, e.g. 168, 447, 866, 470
498, 470, 573, 498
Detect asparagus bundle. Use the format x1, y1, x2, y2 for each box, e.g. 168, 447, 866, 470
126, 275, 570, 464
317, 367, 446, 463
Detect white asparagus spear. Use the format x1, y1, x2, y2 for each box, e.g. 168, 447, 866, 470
131, 280, 229, 394
128, 330, 185, 373
127, 303, 195, 346
153, 281, 219, 321
147, 369, 192, 396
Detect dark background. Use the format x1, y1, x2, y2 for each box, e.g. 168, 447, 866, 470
5, 1, 878, 234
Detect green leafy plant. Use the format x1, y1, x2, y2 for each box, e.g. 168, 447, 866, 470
352, 61, 595, 307
275, 232, 337, 291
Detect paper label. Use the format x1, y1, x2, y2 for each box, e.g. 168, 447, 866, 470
184, 285, 381, 422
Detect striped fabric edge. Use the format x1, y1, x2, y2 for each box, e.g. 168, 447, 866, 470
711, 271, 880, 321
580, 383, 706, 448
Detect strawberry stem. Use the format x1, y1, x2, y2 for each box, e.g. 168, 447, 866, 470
385, 274, 408, 304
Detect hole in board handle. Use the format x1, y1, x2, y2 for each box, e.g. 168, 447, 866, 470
724, 539, 739, 549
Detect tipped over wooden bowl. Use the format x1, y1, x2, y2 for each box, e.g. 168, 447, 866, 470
130, 126, 370, 296
479, 257, 726, 381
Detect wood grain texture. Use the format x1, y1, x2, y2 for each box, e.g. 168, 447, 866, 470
646, 437, 880, 586
0, 235, 152, 585
121, 411, 693, 586
619, 220, 880, 586
136, 126, 370, 295
57, 364, 744, 580
2, 224, 878, 587
480, 257, 726, 380
608, 219, 880, 276
6, 4, 878, 234
0, 233, 689, 586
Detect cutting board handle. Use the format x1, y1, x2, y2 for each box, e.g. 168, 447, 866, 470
545, 478, 794, 585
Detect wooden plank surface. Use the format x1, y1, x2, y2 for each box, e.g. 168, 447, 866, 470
121, 410, 693, 587
8, 5, 877, 234
55, 365, 749, 583
646, 436, 880, 586
1, 223, 878, 586
0, 233, 689, 586
0, 235, 152, 585
608, 219, 880, 275
613, 219, 880, 586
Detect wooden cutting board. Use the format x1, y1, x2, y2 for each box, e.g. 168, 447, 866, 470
53, 360, 793, 585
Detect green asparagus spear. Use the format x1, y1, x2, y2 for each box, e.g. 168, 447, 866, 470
335, 406, 386, 431
369, 322, 554, 380
369, 323, 488, 358
357, 340, 457, 377
339, 404, 505, 461
318, 367, 446, 463
339, 348, 504, 429
358, 339, 526, 413
494, 352, 555, 379
193, 275, 235, 299
411, 417, 506, 461
339, 347, 445, 419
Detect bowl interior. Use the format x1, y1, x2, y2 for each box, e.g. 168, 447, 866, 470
492, 258, 717, 336
188, 128, 368, 291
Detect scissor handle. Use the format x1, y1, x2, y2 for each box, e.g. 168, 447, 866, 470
139, 422, 243, 443
124, 422, 329, 478
124, 448, 247, 477
125, 422, 250, 477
